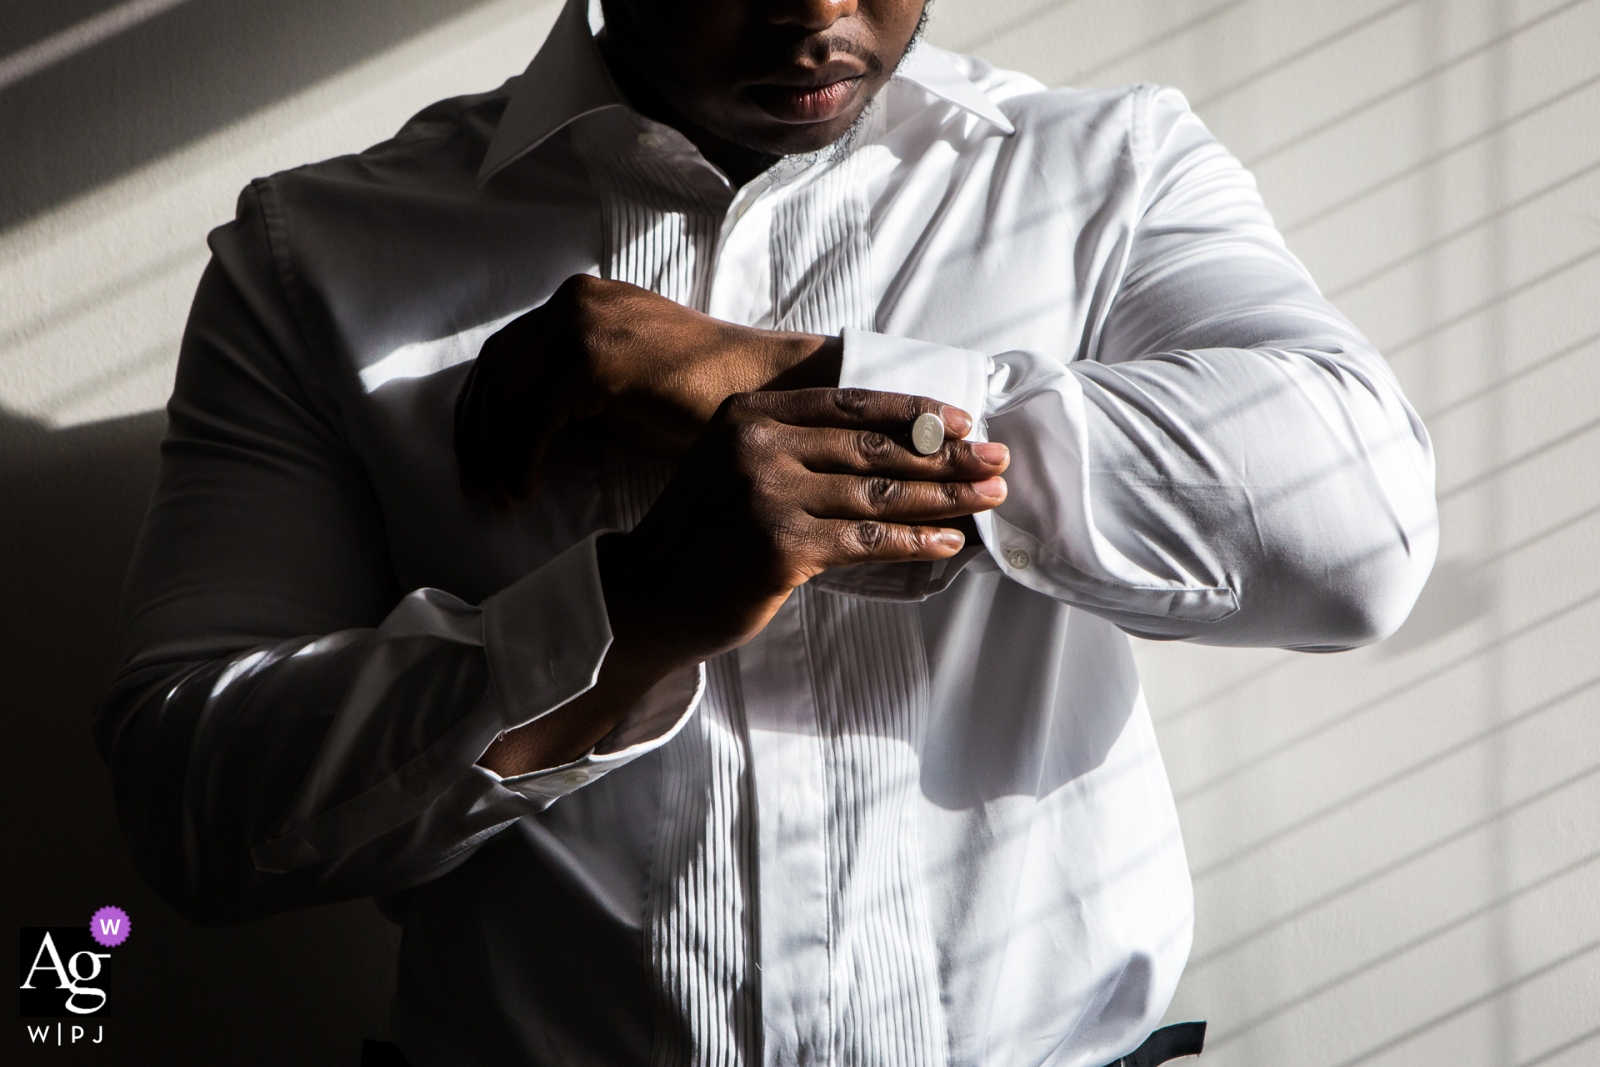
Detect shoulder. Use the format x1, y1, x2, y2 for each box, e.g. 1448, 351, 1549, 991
203, 76, 599, 394
1000, 78, 1195, 160
909, 47, 1203, 169
259, 81, 515, 208
963, 61, 1228, 197
207, 72, 593, 302
201, 82, 516, 362
207, 79, 518, 281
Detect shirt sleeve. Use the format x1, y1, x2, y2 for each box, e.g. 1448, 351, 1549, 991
94, 187, 699, 925
839, 86, 1437, 650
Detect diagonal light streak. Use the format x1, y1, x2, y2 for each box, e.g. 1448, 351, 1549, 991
0, 0, 196, 93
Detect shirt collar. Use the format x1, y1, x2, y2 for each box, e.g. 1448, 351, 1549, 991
477, 0, 623, 184
894, 41, 1016, 136
477, 0, 1015, 186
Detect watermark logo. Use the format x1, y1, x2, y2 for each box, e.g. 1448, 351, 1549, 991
18, 907, 129, 1048
20, 929, 110, 1017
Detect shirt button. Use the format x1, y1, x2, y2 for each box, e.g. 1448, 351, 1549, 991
1006, 548, 1031, 570
637, 131, 666, 149
401, 770, 429, 797
559, 770, 590, 788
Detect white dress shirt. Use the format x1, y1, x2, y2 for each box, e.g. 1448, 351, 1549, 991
96, 2, 1438, 1066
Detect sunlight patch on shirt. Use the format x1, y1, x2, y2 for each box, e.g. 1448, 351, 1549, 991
359, 313, 521, 394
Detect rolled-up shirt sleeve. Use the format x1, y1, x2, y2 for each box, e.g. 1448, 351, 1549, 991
95, 197, 698, 924
841, 86, 1437, 650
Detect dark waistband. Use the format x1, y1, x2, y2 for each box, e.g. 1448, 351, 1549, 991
1105, 1021, 1207, 1067
362, 1019, 1208, 1067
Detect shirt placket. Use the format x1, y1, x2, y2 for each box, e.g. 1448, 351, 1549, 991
735, 593, 835, 1067
710, 163, 840, 1067
574, 113, 770, 1067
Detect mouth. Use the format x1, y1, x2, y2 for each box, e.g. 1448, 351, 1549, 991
746, 67, 867, 124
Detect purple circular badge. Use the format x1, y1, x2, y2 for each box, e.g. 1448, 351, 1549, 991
90, 906, 131, 948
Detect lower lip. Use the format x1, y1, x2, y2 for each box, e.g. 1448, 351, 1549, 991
748, 78, 862, 123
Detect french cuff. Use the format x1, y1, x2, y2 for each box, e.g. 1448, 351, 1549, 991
839, 328, 989, 427
485, 531, 705, 806
482, 532, 616, 732
252, 536, 621, 874
488, 663, 705, 807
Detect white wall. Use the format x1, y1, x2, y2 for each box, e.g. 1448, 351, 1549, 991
2, 1, 1595, 1064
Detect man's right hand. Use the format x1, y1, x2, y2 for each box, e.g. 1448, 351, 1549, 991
478, 387, 1009, 778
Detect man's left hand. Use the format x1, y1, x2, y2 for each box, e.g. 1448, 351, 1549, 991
454, 274, 840, 509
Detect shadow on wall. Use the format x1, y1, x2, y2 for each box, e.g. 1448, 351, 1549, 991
0, 0, 499, 230
0, 1, 514, 1061
0, 408, 401, 1065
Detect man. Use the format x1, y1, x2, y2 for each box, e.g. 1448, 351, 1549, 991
96, 0, 1438, 1064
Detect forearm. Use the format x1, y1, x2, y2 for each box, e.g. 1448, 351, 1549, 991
831, 324, 1435, 648
103, 532, 703, 926
602, 328, 843, 455
983, 341, 1437, 648
97, 620, 521, 923
96, 250, 538, 920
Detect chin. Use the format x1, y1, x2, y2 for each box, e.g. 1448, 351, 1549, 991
736, 113, 869, 158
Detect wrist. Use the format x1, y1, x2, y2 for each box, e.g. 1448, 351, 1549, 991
596, 532, 696, 676
761, 332, 842, 391
480, 532, 684, 779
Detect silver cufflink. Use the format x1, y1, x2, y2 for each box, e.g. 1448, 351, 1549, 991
911, 412, 946, 455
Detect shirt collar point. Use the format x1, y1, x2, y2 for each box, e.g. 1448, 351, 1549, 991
477, 0, 624, 185
896, 42, 1016, 136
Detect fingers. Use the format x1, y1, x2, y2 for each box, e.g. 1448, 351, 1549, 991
802, 471, 1007, 523
706, 396, 1009, 533
728, 387, 975, 441
769, 422, 1008, 480
719, 389, 1007, 489
805, 518, 968, 568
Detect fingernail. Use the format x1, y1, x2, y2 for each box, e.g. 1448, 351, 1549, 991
972, 442, 1008, 464
940, 405, 973, 436
973, 476, 1007, 500
933, 529, 965, 550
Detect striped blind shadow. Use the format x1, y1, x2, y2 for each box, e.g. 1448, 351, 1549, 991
0, 0, 502, 232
